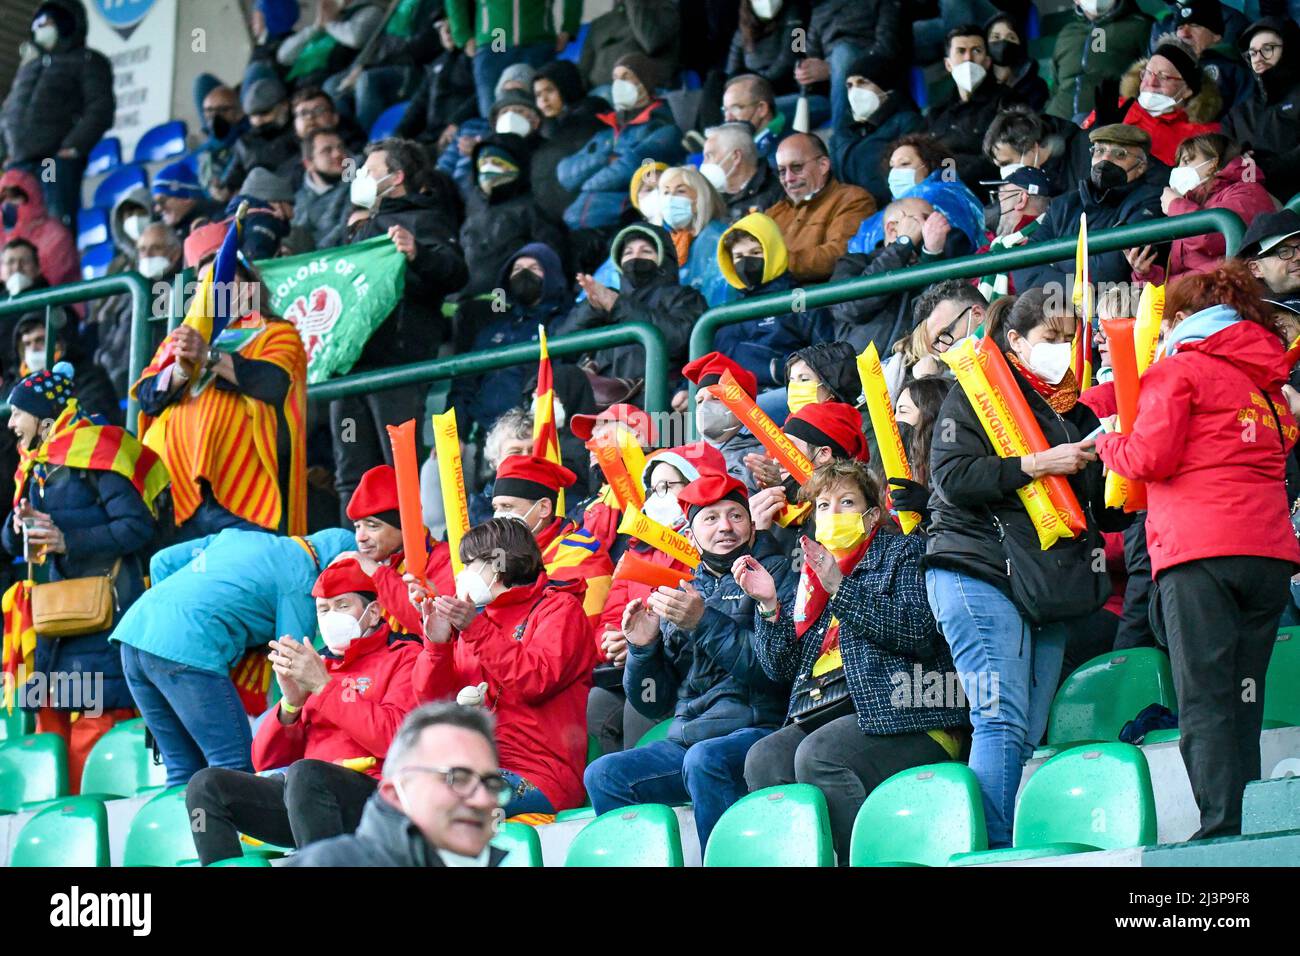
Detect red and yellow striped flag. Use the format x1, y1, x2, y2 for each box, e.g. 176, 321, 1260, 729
532, 325, 564, 516
1, 579, 35, 714
1071, 212, 1093, 390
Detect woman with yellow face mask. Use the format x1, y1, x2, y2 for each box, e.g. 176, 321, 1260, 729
732, 459, 968, 864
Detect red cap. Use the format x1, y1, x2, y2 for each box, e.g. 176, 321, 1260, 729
495, 454, 577, 501
677, 472, 749, 521
312, 558, 376, 598
784, 401, 869, 463
570, 403, 656, 446
346, 465, 400, 522
681, 351, 758, 399
183, 220, 230, 269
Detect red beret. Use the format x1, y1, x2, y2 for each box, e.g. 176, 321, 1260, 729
312, 558, 376, 598
183, 220, 230, 269
678, 472, 749, 521
680, 351, 758, 399
784, 401, 869, 463
495, 454, 576, 501
346, 465, 400, 522
570, 403, 656, 446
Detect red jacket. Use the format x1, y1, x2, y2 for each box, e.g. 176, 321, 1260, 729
536, 516, 613, 628
1097, 317, 1300, 576
1085, 99, 1219, 167
0, 167, 78, 286
253, 624, 420, 779
372, 539, 456, 636
410, 574, 593, 810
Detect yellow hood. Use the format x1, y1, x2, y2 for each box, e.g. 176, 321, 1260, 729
629, 161, 669, 210
717, 212, 789, 290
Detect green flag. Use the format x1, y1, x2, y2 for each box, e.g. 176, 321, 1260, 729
257, 236, 406, 385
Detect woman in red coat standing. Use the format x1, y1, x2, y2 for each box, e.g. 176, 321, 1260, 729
409, 517, 593, 815
1096, 261, 1300, 840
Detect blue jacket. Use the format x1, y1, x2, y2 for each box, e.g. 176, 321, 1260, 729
2, 467, 155, 712
110, 528, 355, 675
754, 531, 968, 736
557, 100, 684, 229
831, 100, 924, 206
624, 550, 795, 746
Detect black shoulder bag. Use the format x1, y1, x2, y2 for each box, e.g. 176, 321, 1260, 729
991, 504, 1111, 626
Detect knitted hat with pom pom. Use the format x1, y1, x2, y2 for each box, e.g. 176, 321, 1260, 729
9, 361, 75, 421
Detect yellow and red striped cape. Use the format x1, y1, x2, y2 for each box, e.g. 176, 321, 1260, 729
132, 312, 307, 535
14, 400, 170, 514
1, 578, 34, 714
538, 519, 613, 627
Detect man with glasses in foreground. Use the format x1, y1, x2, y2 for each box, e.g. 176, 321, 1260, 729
289, 703, 511, 867
1240, 208, 1300, 315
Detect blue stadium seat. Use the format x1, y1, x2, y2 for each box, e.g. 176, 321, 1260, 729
909, 67, 928, 110
1025, 4, 1040, 40
133, 120, 188, 164
557, 22, 589, 64
369, 101, 410, 141
80, 241, 115, 280
681, 70, 702, 91
85, 137, 122, 178
76, 207, 110, 251
92, 164, 148, 210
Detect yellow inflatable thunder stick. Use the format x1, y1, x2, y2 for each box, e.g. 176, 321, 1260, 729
856, 342, 920, 533
617, 508, 701, 569
431, 410, 470, 577
940, 338, 1076, 549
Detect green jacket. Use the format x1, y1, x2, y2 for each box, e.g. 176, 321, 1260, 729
1046, 1, 1152, 122
445, 0, 581, 49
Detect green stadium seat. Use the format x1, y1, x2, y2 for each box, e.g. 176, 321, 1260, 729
209, 856, 271, 867
850, 763, 988, 866
0, 708, 33, 742
951, 743, 1157, 865
10, 795, 109, 867
1264, 627, 1300, 728
586, 733, 602, 765
79, 718, 166, 798
704, 784, 834, 867
123, 786, 200, 866
565, 804, 684, 867
1142, 728, 1181, 744
491, 821, 543, 867
635, 719, 674, 748
0, 733, 68, 812
1046, 648, 1176, 748
554, 806, 596, 823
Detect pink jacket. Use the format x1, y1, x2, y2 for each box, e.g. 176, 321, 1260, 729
0, 167, 78, 286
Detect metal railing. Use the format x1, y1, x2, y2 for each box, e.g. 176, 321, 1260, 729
0, 272, 155, 428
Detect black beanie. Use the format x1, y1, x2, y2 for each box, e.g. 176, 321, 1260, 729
845, 52, 895, 91
1153, 42, 1203, 96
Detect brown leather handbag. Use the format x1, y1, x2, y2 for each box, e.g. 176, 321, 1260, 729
31, 560, 121, 638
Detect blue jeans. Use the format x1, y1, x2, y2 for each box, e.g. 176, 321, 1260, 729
925, 567, 1066, 847
471, 42, 553, 121
501, 769, 555, 815
584, 727, 772, 851
756, 386, 790, 426
120, 644, 254, 788
774, 93, 831, 133
353, 65, 417, 133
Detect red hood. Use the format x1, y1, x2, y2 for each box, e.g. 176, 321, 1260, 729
1211, 154, 1263, 189
0, 168, 50, 228
597, 98, 667, 132
1179, 319, 1292, 391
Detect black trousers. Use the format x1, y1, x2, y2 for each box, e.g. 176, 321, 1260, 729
329, 386, 425, 524
1158, 555, 1293, 839
186, 759, 378, 865
744, 714, 951, 865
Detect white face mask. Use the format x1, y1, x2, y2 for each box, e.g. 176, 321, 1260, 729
1023, 340, 1074, 385
24, 346, 46, 373
1168, 160, 1210, 196
32, 24, 58, 51
848, 86, 882, 122
318, 606, 370, 654
350, 170, 392, 211
750, 0, 782, 19
643, 490, 685, 527
138, 255, 172, 280
123, 215, 148, 242
456, 565, 497, 607
1079, 0, 1116, 16
611, 78, 642, 111
1137, 90, 1179, 116
698, 160, 730, 195
998, 162, 1025, 179
5, 272, 32, 297
952, 60, 987, 94
529, 393, 566, 431
495, 110, 532, 137
637, 188, 663, 224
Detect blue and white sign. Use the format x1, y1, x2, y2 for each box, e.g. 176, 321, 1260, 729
92, 0, 157, 38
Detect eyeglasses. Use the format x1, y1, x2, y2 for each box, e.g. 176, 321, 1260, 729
401, 765, 513, 805
650, 479, 687, 497
1266, 243, 1300, 262
294, 105, 333, 120
1244, 43, 1283, 62
934, 306, 975, 348
1140, 68, 1184, 87
1090, 144, 1135, 162
777, 161, 809, 179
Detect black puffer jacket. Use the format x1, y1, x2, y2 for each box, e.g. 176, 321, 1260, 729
327, 190, 468, 369
929, 73, 1026, 192
220, 121, 299, 193
0, 0, 115, 163
459, 134, 568, 297
557, 222, 705, 387
1222, 18, 1300, 207
925, 360, 1129, 592
394, 46, 478, 146
532, 98, 608, 224
724, 6, 803, 96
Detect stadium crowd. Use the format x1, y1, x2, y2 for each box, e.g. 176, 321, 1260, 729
0, 0, 1299, 866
